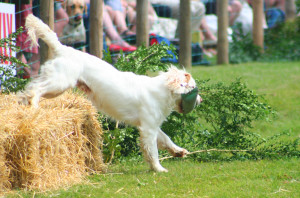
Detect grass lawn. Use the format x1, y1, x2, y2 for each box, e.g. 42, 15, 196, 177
8, 61, 300, 197
12, 159, 300, 198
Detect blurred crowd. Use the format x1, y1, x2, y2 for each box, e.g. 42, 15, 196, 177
2, 0, 296, 78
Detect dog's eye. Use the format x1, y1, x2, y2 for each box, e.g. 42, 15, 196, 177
180, 83, 188, 87
71, 5, 75, 9
80, 5, 84, 9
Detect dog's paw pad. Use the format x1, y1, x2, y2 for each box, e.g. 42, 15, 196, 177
172, 149, 188, 158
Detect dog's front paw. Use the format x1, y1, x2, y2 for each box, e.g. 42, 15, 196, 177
17, 93, 30, 106
152, 165, 168, 173
171, 148, 188, 158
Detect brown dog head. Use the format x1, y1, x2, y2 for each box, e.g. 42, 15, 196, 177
65, 0, 86, 25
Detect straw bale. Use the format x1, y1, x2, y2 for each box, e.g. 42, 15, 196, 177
0, 91, 104, 192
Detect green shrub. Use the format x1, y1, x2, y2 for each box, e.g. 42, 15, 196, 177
0, 27, 29, 93
163, 78, 274, 149
229, 23, 262, 64
104, 42, 176, 74
263, 17, 300, 61
162, 79, 299, 160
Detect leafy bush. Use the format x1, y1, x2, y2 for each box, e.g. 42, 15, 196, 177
229, 23, 262, 64
196, 79, 273, 149
101, 118, 140, 163
263, 17, 300, 61
0, 27, 29, 93
162, 79, 299, 160
104, 42, 176, 74
163, 79, 274, 149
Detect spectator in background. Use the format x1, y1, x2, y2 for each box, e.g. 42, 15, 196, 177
150, 0, 206, 38
16, 0, 39, 78
103, 3, 137, 51
15, 0, 68, 77
84, 0, 136, 52
33, 0, 69, 37
122, 0, 158, 33
104, 0, 135, 36
150, 0, 217, 54
203, 0, 242, 26
247, 0, 285, 28
54, 1, 69, 37
264, 0, 286, 28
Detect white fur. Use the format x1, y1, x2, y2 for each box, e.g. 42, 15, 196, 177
19, 14, 202, 172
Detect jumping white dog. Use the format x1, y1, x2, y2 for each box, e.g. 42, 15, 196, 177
19, 14, 202, 172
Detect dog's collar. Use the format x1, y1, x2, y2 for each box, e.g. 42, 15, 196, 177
69, 20, 82, 27
181, 87, 198, 114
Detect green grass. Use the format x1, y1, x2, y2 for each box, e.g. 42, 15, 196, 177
7, 61, 300, 197
67, 159, 300, 197
11, 159, 300, 197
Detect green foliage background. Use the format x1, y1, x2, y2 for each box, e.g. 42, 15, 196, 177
0, 27, 29, 93
229, 17, 300, 63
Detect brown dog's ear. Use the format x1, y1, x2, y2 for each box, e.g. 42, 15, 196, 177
184, 73, 191, 83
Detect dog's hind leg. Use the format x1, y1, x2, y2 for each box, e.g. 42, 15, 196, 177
157, 129, 188, 158
20, 73, 75, 108
139, 127, 168, 172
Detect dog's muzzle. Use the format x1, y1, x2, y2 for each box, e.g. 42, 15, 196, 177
181, 87, 201, 114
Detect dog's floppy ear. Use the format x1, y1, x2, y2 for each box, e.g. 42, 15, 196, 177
184, 73, 191, 83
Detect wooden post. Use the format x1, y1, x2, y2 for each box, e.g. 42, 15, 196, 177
39, 0, 54, 64
136, 0, 149, 47
90, 0, 103, 58
179, 0, 191, 69
217, 0, 229, 65
286, 0, 296, 20
252, 0, 264, 52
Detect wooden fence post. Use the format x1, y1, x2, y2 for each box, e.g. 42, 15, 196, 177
179, 0, 191, 69
90, 0, 103, 58
136, 0, 149, 47
39, 0, 54, 64
252, 0, 264, 52
217, 0, 229, 65
286, 0, 296, 20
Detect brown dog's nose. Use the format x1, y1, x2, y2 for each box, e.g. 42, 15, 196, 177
75, 14, 82, 21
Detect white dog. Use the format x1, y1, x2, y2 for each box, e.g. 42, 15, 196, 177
19, 14, 202, 172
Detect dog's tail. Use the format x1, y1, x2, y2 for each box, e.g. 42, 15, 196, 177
25, 14, 61, 51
